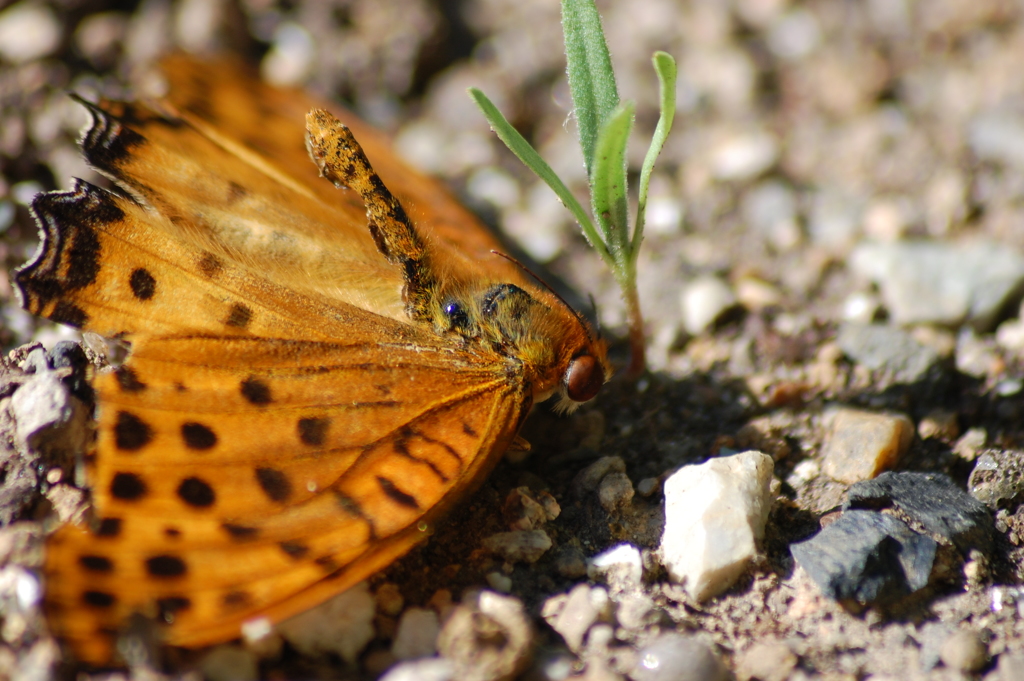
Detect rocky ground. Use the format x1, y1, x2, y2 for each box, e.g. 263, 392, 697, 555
3, 0, 1024, 679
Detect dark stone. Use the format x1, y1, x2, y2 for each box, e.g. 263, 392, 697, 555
791, 509, 937, 606
845, 471, 994, 554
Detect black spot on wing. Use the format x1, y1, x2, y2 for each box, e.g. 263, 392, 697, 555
82, 590, 116, 608
181, 422, 217, 450
222, 590, 251, 610
157, 596, 192, 620
110, 472, 147, 500
79, 555, 113, 573
240, 377, 272, 405
222, 523, 259, 540
197, 252, 223, 278
279, 541, 309, 560
96, 517, 122, 537
146, 555, 186, 577
129, 267, 156, 300
225, 303, 252, 328
177, 477, 215, 507
115, 366, 147, 392
255, 467, 291, 502
298, 416, 330, 446
114, 411, 152, 451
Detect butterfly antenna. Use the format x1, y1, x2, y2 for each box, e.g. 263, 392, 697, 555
490, 250, 594, 340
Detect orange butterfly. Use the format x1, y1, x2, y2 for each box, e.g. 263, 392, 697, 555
14, 54, 609, 664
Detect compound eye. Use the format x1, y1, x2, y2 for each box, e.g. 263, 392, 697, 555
565, 354, 604, 403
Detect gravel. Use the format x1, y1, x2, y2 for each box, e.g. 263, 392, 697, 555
3, 0, 1024, 679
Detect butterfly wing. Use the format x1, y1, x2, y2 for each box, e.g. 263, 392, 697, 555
45, 329, 529, 664
155, 54, 525, 284
15, 68, 534, 664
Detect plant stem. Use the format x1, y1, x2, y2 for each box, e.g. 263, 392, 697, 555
623, 283, 645, 378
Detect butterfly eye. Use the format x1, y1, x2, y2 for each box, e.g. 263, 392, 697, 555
565, 354, 604, 403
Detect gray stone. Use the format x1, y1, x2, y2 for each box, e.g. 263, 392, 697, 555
836, 323, 939, 382
846, 471, 994, 553
969, 110, 1024, 170
969, 449, 1024, 510
629, 633, 728, 681
791, 510, 937, 605
850, 240, 1024, 330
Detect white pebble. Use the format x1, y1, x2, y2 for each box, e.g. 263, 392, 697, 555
276, 582, 375, 663
379, 657, 454, 681
659, 451, 774, 601
392, 607, 440, 660
680, 275, 738, 336
0, 2, 61, 63
587, 543, 643, 589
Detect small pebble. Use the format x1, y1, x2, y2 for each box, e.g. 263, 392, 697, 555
917, 409, 960, 442
820, 407, 914, 484
587, 544, 643, 590
376, 582, 405, 617
598, 472, 635, 513
485, 572, 513, 593
734, 641, 797, 681
379, 657, 454, 681
276, 581, 375, 663
391, 607, 440, 660
631, 633, 728, 681
710, 131, 779, 181
680, 275, 738, 335
542, 584, 609, 653
0, 2, 61, 63
614, 591, 655, 630
481, 529, 552, 563
573, 456, 626, 493
437, 591, 533, 681
636, 477, 660, 497
969, 449, 1024, 509
939, 629, 988, 672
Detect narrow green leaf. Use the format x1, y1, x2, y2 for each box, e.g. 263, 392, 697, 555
591, 101, 635, 258
561, 0, 619, 176
632, 51, 677, 261
468, 87, 611, 263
